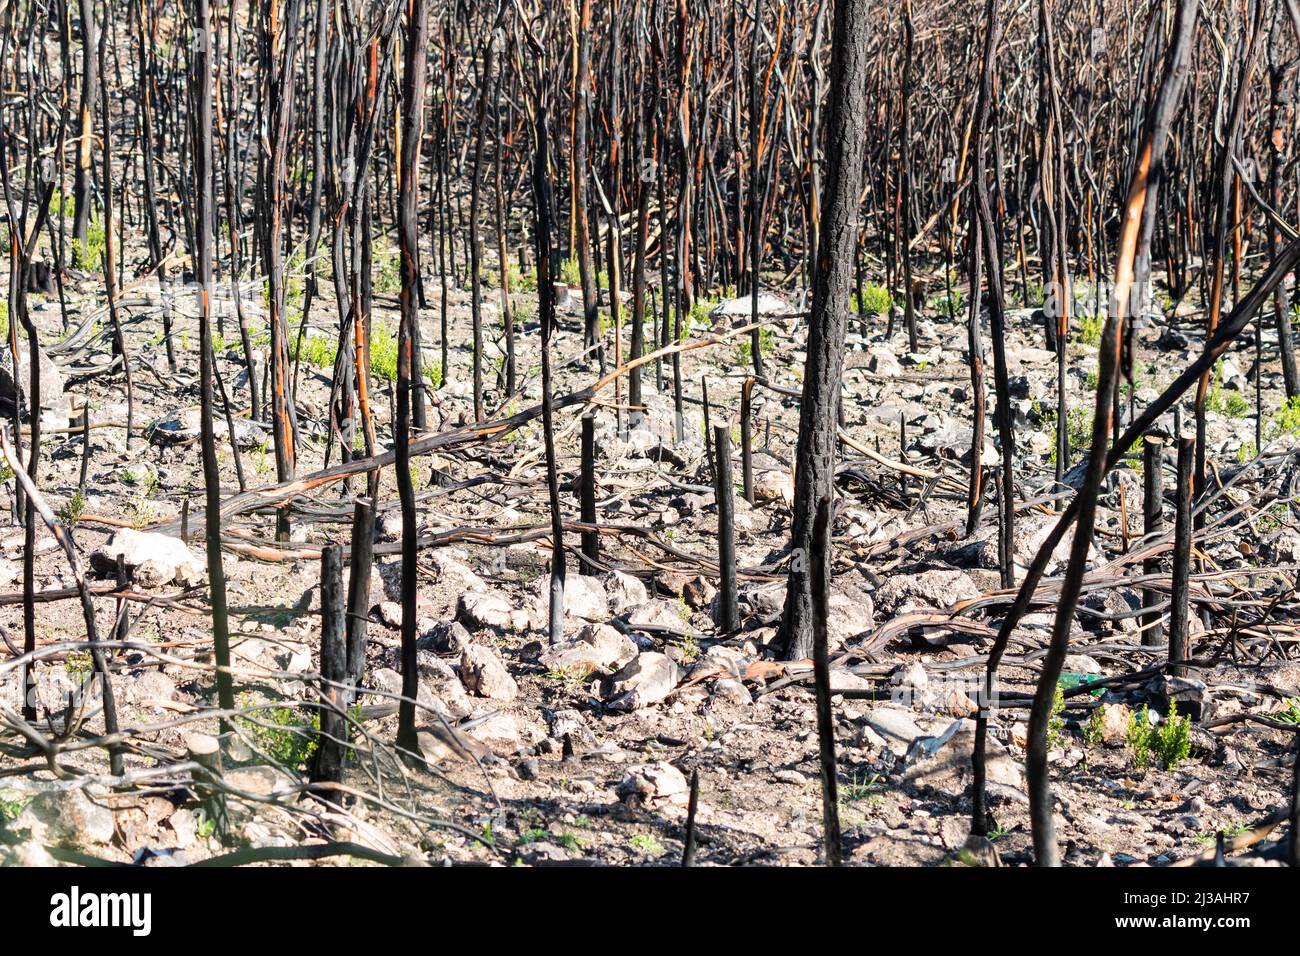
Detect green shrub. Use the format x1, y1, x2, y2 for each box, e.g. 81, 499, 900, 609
1084, 706, 1105, 749
1269, 395, 1300, 438
1076, 313, 1104, 347
1273, 698, 1300, 724
71, 216, 108, 271
931, 288, 964, 319
374, 240, 402, 294
1046, 683, 1067, 751
292, 332, 337, 370
1042, 406, 1093, 465
239, 699, 319, 771
737, 326, 776, 366
628, 832, 665, 856
559, 256, 582, 287
1127, 701, 1191, 772
856, 282, 893, 316
1023, 278, 1045, 308
366, 319, 441, 388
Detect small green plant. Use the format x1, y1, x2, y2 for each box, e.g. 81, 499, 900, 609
987, 823, 1010, 841
685, 295, 717, 338
543, 666, 586, 687
1046, 683, 1067, 751
1273, 697, 1300, 725
1206, 363, 1249, 419
856, 282, 893, 316
1195, 823, 1249, 846
64, 649, 93, 685
238, 698, 319, 771
368, 320, 400, 381
736, 326, 776, 366
518, 828, 583, 851
1023, 277, 1045, 308
194, 807, 218, 840
840, 770, 884, 803
1084, 706, 1105, 749
71, 216, 108, 270
1269, 395, 1300, 439
931, 288, 964, 319
253, 439, 271, 477
1076, 313, 1104, 347
58, 489, 86, 526
293, 331, 338, 370
1043, 406, 1093, 465
554, 832, 583, 851
559, 256, 582, 286
510, 260, 537, 292
373, 239, 402, 294
1127, 704, 1154, 770
0, 791, 32, 822
678, 633, 700, 665
1127, 701, 1191, 771
628, 832, 665, 856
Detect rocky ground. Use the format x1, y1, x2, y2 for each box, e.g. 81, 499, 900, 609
1, 241, 1299, 867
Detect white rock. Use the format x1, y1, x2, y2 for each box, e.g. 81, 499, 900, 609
752, 469, 794, 507
616, 761, 690, 811
91, 529, 205, 588
604, 651, 679, 711
459, 645, 518, 702
539, 623, 637, 677
457, 591, 528, 632
606, 571, 649, 614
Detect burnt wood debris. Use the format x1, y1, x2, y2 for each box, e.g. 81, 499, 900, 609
0, 0, 1299, 870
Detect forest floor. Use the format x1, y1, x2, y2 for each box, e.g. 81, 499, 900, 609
2, 240, 1299, 867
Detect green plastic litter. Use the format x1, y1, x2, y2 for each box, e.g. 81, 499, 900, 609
1059, 672, 1106, 697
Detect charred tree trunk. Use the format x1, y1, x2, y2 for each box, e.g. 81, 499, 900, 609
779, 0, 871, 662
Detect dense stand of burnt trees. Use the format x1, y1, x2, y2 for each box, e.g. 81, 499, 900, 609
3, 0, 1300, 865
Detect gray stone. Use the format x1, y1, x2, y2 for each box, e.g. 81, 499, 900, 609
14, 788, 115, 848
540, 623, 637, 677
616, 761, 690, 811
90, 529, 205, 588
873, 569, 980, 616
460, 645, 518, 702
903, 719, 1025, 797
863, 706, 927, 756
457, 590, 528, 632
0, 343, 63, 419
604, 651, 679, 711
418, 620, 471, 654
145, 406, 262, 448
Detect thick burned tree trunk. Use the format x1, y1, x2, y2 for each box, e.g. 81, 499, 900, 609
779, 0, 871, 662
395, 0, 429, 757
